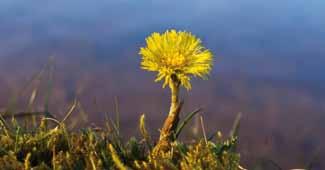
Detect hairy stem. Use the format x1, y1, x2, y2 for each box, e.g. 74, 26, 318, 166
155, 75, 183, 152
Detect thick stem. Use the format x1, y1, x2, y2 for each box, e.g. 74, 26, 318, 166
154, 75, 183, 152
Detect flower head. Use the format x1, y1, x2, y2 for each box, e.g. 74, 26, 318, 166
139, 30, 213, 90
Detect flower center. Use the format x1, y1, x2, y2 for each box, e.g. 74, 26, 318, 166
164, 53, 186, 68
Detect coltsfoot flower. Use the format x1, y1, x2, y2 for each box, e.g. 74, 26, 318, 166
140, 29, 214, 152
139, 29, 213, 90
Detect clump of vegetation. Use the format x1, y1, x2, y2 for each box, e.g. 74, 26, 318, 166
0, 30, 244, 169
0, 113, 241, 169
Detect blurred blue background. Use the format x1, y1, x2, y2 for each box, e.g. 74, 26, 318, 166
0, 0, 324, 168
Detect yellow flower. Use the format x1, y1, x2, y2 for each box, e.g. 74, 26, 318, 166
139, 29, 213, 90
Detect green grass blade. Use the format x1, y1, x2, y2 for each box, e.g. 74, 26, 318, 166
175, 108, 201, 139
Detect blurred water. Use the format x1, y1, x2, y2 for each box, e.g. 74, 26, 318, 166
0, 0, 325, 169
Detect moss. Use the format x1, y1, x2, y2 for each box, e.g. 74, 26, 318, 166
0, 117, 241, 169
